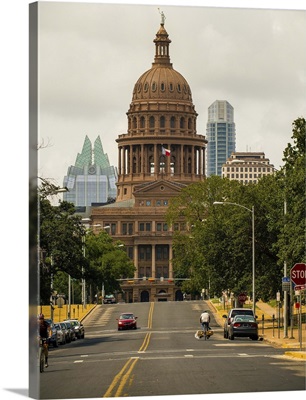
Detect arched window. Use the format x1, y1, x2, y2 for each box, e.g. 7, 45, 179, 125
170, 116, 175, 129
180, 117, 185, 129
133, 117, 137, 129
160, 116, 165, 128
140, 116, 145, 129
149, 116, 155, 129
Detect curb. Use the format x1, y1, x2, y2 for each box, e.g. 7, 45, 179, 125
284, 351, 306, 360
80, 304, 97, 322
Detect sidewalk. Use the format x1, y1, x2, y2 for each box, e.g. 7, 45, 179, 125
209, 299, 306, 360
256, 300, 306, 359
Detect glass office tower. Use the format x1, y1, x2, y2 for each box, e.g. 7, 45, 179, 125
206, 100, 236, 177
63, 135, 117, 207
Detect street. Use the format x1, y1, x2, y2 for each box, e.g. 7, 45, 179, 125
40, 301, 306, 399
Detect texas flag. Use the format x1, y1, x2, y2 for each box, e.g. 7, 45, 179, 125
162, 146, 171, 157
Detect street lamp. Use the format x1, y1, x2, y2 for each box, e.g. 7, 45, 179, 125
213, 201, 256, 315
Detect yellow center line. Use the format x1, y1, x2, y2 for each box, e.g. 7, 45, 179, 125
103, 357, 139, 398
148, 301, 154, 329
103, 302, 154, 397
138, 332, 151, 353
114, 357, 139, 397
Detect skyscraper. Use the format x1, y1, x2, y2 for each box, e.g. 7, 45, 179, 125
206, 100, 236, 176
63, 135, 117, 207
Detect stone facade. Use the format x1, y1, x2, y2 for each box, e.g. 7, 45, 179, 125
90, 19, 207, 302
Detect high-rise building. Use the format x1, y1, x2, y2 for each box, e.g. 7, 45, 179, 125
206, 100, 236, 177
222, 152, 275, 184
63, 135, 117, 207
88, 17, 207, 302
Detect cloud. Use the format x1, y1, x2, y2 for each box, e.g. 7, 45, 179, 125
36, 1, 306, 185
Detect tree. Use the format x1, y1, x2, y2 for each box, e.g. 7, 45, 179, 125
167, 174, 285, 302
84, 230, 135, 297
276, 117, 306, 267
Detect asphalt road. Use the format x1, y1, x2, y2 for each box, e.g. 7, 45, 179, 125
39, 301, 306, 399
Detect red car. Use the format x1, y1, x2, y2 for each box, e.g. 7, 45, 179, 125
117, 313, 138, 330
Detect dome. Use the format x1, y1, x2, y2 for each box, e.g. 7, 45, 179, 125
131, 22, 193, 104
132, 67, 193, 102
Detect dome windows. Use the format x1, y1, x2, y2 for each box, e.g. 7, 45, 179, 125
177, 83, 181, 93
161, 82, 165, 92
169, 83, 174, 92
152, 82, 157, 92
144, 82, 149, 92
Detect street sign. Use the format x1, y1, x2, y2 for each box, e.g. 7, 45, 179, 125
282, 276, 290, 292
295, 285, 305, 291
290, 263, 306, 286
238, 293, 247, 303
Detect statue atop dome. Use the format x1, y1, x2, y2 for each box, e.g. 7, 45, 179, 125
158, 8, 166, 25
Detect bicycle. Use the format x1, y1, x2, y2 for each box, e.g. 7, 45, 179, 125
38, 338, 48, 373
201, 322, 210, 340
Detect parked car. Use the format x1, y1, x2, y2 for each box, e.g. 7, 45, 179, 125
59, 322, 72, 343
54, 323, 66, 345
62, 320, 76, 341
103, 294, 116, 304
223, 308, 256, 339
117, 313, 138, 330
59, 322, 71, 343
228, 315, 259, 341
45, 319, 58, 347
64, 319, 85, 339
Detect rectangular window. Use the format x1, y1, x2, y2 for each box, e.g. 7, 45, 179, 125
139, 223, 145, 232
146, 223, 151, 231
111, 223, 116, 235
122, 223, 127, 235
127, 247, 133, 260
128, 223, 133, 235
173, 223, 179, 231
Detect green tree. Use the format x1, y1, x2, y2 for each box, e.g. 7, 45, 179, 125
39, 198, 87, 304
276, 117, 306, 267
84, 230, 135, 297
167, 173, 286, 302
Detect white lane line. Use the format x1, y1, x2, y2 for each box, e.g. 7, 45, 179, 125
74, 360, 84, 363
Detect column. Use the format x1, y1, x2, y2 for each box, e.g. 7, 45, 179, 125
169, 244, 173, 279
134, 245, 138, 278
152, 244, 156, 278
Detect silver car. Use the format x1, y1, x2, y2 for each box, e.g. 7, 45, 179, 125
228, 315, 259, 341
223, 308, 256, 338
54, 323, 66, 345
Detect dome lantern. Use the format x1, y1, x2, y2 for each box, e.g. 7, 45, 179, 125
153, 13, 172, 68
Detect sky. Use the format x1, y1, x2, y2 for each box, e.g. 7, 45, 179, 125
36, 0, 306, 189
1, 1, 305, 400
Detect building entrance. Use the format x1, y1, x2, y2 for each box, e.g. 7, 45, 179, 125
141, 290, 150, 302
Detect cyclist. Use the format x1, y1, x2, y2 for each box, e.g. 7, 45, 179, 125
200, 310, 211, 333
38, 313, 50, 368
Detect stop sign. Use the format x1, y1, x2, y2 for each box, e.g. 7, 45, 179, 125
238, 293, 247, 303
290, 263, 306, 286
